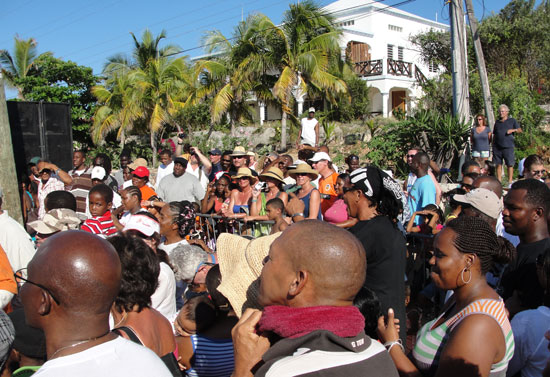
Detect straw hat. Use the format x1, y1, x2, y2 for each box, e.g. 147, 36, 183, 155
128, 158, 148, 170
233, 167, 254, 179
260, 167, 285, 184
28, 209, 81, 235
230, 146, 247, 156
217, 232, 281, 317
288, 163, 319, 180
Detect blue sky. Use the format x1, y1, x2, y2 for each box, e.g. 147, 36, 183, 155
1, 0, 514, 98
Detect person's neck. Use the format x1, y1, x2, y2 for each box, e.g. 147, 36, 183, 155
452, 277, 487, 309
74, 164, 86, 172
501, 116, 508, 121
357, 201, 378, 221
164, 232, 183, 245
130, 206, 141, 215
416, 169, 428, 178
519, 226, 550, 245
320, 167, 333, 179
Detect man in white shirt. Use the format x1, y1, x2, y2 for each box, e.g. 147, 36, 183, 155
20, 231, 171, 376
36, 161, 73, 219
155, 150, 174, 190
157, 157, 205, 204
297, 107, 319, 148
185, 147, 211, 191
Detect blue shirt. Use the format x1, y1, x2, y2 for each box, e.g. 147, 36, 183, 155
408, 174, 436, 224
493, 117, 519, 148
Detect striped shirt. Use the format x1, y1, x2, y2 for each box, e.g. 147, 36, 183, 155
185, 335, 234, 377
67, 167, 93, 220
413, 298, 515, 377
81, 211, 117, 238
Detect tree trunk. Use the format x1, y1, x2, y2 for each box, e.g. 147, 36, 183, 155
120, 130, 126, 150
280, 110, 288, 151
0, 78, 24, 225
150, 131, 157, 167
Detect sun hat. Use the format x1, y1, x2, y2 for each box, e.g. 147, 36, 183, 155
123, 213, 160, 236
309, 151, 332, 163
217, 232, 281, 317
91, 166, 106, 180
230, 146, 247, 157
28, 209, 81, 235
8, 309, 46, 360
453, 188, 502, 220
132, 166, 150, 178
260, 167, 285, 184
128, 158, 148, 170
288, 163, 319, 180
233, 167, 254, 179
308, 107, 315, 113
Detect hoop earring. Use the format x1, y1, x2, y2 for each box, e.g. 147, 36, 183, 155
461, 268, 472, 285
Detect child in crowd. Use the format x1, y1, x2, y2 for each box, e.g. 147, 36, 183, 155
442, 188, 465, 224
266, 198, 288, 234
111, 185, 144, 230
80, 184, 117, 237
406, 204, 444, 235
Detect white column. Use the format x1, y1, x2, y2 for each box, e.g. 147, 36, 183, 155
259, 102, 265, 126
297, 99, 304, 117
381, 92, 389, 117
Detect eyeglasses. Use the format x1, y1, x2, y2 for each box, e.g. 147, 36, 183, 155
477, 118, 484, 121
532, 170, 546, 176
39, 169, 51, 175
222, 159, 231, 163
461, 183, 473, 190
407, 154, 416, 159
232, 156, 245, 160
237, 177, 250, 181
295, 173, 309, 177
14, 268, 60, 305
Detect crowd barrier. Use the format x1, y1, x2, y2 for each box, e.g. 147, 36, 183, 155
195, 214, 275, 248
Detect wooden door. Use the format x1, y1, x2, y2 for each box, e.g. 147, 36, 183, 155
392, 91, 406, 112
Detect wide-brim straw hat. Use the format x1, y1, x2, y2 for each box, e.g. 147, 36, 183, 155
260, 167, 285, 184
230, 146, 247, 156
128, 158, 148, 170
217, 232, 281, 317
288, 163, 319, 180
28, 209, 81, 235
233, 167, 254, 179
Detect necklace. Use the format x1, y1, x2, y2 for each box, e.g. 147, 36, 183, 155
113, 312, 127, 328
50, 330, 111, 360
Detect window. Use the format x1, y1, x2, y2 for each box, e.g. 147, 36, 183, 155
339, 20, 355, 27
429, 61, 438, 73
387, 44, 394, 60
388, 24, 403, 32
398, 46, 404, 61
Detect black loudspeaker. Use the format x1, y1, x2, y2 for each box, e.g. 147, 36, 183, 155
7, 101, 73, 177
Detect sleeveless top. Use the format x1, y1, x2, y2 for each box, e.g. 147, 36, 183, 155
185, 334, 234, 377
323, 198, 348, 224
413, 298, 514, 377
254, 192, 281, 237
299, 189, 322, 220
472, 126, 491, 152
232, 204, 249, 214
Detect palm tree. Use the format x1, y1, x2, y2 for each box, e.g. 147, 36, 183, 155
0, 36, 49, 99
256, 1, 348, 149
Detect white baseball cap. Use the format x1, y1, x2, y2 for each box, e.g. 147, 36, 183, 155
308, 107, 315, 113
308, 152, 332, 162
91, 166, 106, 180
123, 213, 160, 236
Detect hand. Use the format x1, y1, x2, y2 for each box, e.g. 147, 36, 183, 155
286, 192, 305, 215
377, 308, 401, 344
252, 187, 261, 199
140, 200, 153, 208
232, 309, 270, 377
206, 182, 215, 193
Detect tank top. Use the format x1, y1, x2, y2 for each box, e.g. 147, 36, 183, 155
413, 298, 514, 377
472, 126, 491, 152
300, 189, 322, 220
185, 334, 234, 377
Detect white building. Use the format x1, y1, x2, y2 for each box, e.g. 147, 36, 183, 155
322, 0, 449, 117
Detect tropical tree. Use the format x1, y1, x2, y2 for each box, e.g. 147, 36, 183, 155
0, 36, 50, 99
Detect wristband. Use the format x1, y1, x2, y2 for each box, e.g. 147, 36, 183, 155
383, 339, 404, 353
291, 212, 304, 218
251, 199, 258, 203
55, 168, 60, 175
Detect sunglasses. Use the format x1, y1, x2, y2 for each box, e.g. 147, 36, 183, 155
188, 262, 216, 285
222, 159, 231, 163
232, 156, 245, 159
295, 173, 310, 177
407, 154, 416, 159
532, 170, 546, 176
14, 268, 60, 305
39, 169, 51, 175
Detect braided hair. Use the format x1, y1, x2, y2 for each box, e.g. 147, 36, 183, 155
124, 185, 142, 202
168, 201, 196, 238
445, 216, 516, 274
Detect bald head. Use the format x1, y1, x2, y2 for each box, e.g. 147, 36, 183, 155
474, 176, 503, 198
280, 220, 366, 304
28, 230, 121, 314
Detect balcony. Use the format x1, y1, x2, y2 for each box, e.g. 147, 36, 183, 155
354, 58, 428, 86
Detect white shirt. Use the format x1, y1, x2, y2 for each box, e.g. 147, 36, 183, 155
186, 164, 209, 191
33, 337, 172, 377
158, 239, 189, 256
0, 211, 36, 273
496, 214, 520, 247
300, 117, 318, 146
155, 161, 174, 190
151, 262, 176, 322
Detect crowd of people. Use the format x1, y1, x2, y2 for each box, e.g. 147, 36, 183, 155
0, 105, 548, 377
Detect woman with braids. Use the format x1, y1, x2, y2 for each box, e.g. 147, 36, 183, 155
343, 166, 409, 344
112, 185, 146, 230
378, 216, 516, 377
507, 248, 550, 377
108, 233, 181, 376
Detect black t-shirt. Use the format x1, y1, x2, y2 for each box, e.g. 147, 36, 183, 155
349, 216, 407, 343
501, 237, 550, 309
493, 117, 519, 148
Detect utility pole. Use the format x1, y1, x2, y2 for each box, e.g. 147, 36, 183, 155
464, 0, 495, 131
0, 78, 23, 225
449, 0, 470, 124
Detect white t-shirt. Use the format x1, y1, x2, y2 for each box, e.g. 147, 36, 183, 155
155, 162, 174, 190
33, 336, 172, 377
186, 164, 209, 191
300, 117, 318, 146
0, 211, 36, 273
151, 262, 176, 322
158, 239, 189, 256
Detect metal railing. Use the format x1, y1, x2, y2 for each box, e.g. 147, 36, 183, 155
353, 58, 429, 86
195, 214, 275, 247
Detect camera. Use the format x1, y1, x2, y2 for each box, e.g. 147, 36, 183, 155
255, 182, 267, 192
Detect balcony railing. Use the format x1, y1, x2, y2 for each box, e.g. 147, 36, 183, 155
354, 58, 429, 86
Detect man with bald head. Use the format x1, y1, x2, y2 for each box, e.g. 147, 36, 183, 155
231, 221, 398, 377
19, 230, 171, 376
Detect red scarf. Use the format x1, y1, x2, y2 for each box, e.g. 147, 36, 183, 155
258, 305, 365, 339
